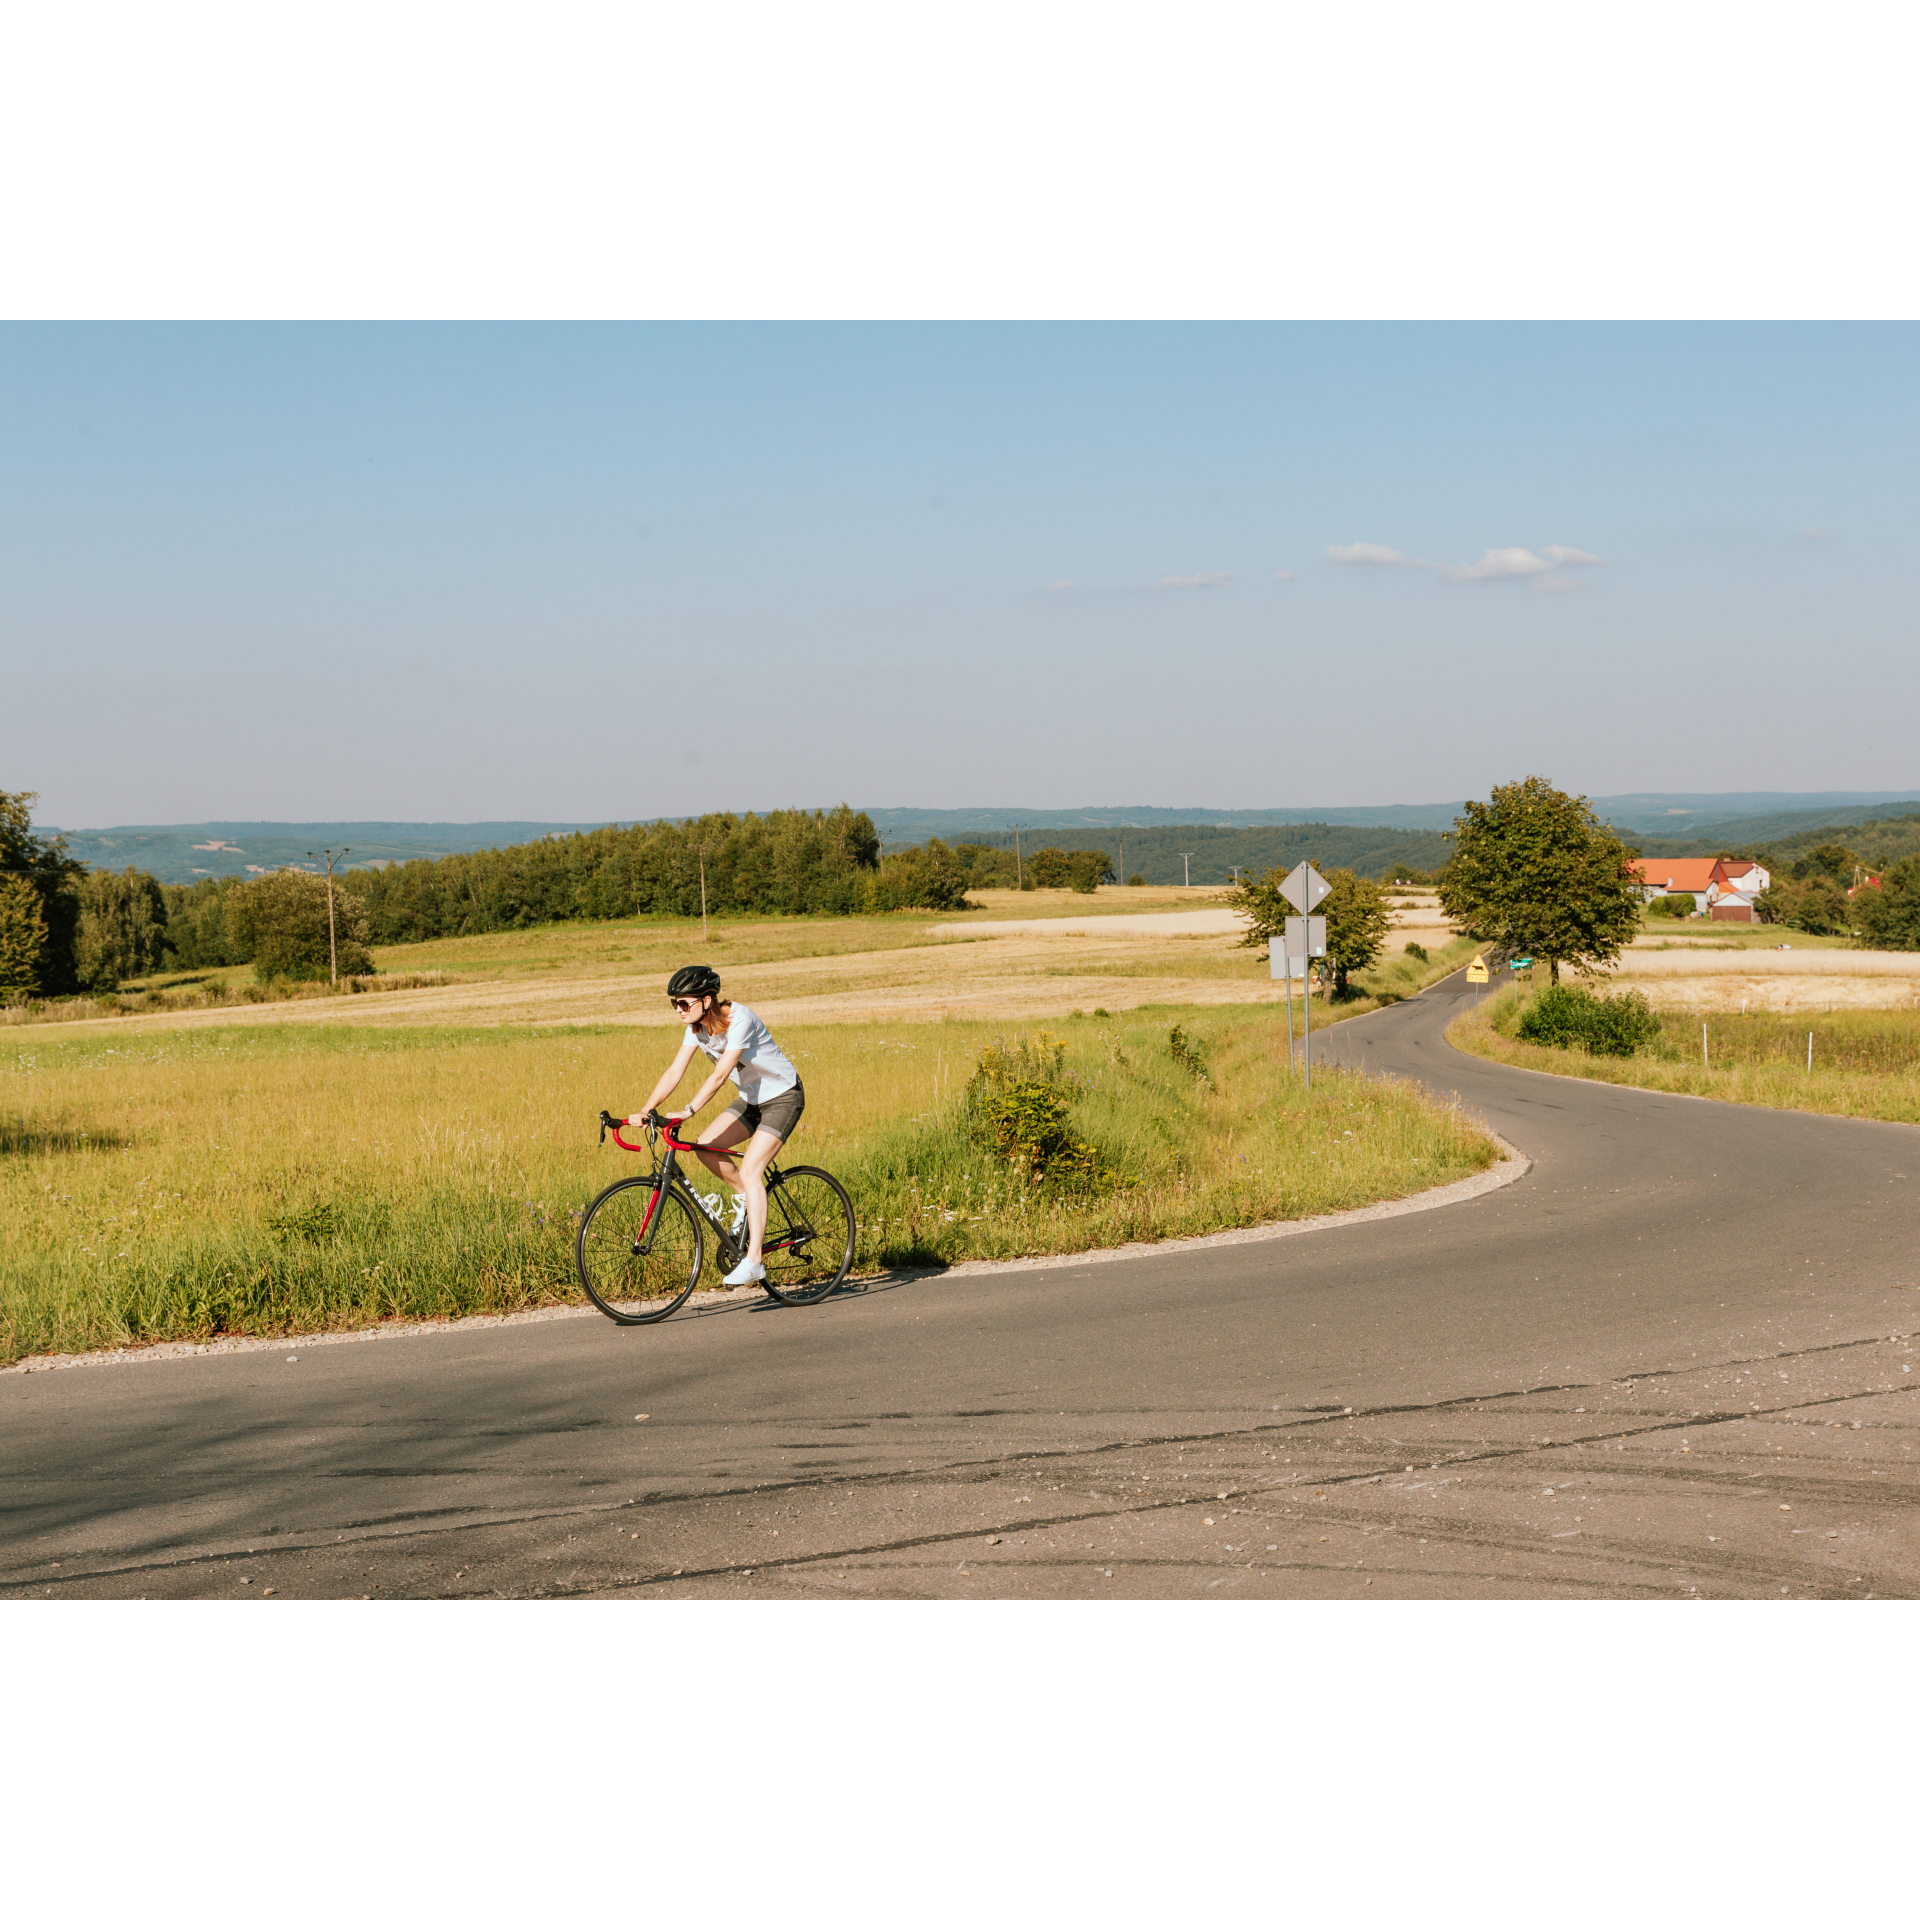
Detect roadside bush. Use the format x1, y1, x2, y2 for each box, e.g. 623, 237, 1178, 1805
1515, 983, 1661, 1057
966, 1033, 1106, 1193
1167, 1023, 1214, 1089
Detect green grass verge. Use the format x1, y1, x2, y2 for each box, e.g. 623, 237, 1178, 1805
1449, 985, 1920, 1124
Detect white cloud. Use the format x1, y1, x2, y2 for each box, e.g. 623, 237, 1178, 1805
1798, 525, 1829, 541
1272, 569, 1296, 582
1441, 547, 1558, 583
1332, 538, 1605, 590
1040, 579, 1072, 592
1162, 571, 1232, 589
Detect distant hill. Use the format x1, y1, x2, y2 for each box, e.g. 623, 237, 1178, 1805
1588, 791, 1920, 837
48, 790, 1920, 886
866, 803, 1471, 838
933, 822, 1453, 885
46, 821, 615, 885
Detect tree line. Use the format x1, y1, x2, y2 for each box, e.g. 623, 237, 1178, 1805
2, 791, 1155, 1000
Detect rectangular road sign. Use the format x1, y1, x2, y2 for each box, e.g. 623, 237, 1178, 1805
1284, 914, 1327, 958
1279, 861, 1332, 915
1268, 939, 1309, 979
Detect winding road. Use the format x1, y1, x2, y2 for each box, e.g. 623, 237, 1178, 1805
5, 972, 1916, 1600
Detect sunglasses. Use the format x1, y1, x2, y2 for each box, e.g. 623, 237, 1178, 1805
670, 996, 705, 1011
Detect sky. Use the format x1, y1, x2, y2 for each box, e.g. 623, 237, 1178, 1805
5, 321, 1917, 828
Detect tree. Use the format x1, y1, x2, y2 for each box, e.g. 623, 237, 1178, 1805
861, 838, 972, 912
1854, 855, 1920, 950
225, 869, 374, 982
1026, 847, 1114, 891
1318, 868, 1391, 993
0, 789, 86, 996
1794, 843, 1859, 885
74, 867, 170, 991
1438, 775, 1642, 984
1755, 872, 1853, 936
1226, 864, 1389, 994
0, 875, 47, 1004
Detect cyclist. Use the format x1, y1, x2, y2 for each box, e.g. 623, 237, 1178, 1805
630, 965, 804, 1288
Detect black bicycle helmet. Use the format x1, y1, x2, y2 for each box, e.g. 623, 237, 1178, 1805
667, 964, 722, 999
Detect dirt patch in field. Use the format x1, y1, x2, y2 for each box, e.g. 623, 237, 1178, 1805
25, 922, 1285, 1037
1593, 946, 1920, 1012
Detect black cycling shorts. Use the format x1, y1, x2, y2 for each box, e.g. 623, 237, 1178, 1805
721, 1080, 805, 1143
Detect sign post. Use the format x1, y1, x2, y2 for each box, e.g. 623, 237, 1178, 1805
1268, 936, 1297, 1072
1278, 863, 1332, 1091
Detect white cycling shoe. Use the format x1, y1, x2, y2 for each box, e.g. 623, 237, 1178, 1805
725, 1259, 767, 1288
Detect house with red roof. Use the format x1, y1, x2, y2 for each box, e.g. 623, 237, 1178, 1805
1630, 856, 1770, 921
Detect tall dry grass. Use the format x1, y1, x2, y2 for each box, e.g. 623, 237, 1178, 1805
1, 1001, 1493, 1362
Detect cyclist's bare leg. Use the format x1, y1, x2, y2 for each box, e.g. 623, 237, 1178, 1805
692, 1112, 751, 1192
734, 1127, 783, 1262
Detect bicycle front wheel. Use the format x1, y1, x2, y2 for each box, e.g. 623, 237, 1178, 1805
576, 1179, 704, 1324
759, 1166, 856, 1305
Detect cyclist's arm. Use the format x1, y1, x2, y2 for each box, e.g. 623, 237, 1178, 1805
669, 1047, 743, 1121
631, 1037, 700, 1126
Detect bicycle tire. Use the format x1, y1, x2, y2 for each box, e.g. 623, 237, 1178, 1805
757, 1166, 856, 1305
576, 1178, 704, 1324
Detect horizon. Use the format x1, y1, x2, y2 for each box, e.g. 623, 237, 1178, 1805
39, 787, 1920, 835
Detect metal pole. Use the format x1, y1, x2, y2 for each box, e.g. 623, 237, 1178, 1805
1182, 852, 1191, 887
310, 846, 348, 985
1285, 949, 1295, 1075
699, 845, 709, 941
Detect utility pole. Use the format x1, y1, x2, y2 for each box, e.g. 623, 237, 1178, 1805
1010, 822, 1027, 888
1181, 851, 1193, 888
698, 843, 709, 941
307, 845, 349, 985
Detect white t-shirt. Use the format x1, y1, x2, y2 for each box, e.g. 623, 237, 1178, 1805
680, 1001, 800, 1104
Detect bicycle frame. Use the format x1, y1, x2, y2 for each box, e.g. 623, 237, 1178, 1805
601, 1112, 760, 1266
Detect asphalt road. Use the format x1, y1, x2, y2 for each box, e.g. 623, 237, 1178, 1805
5, 972, 1915, 1600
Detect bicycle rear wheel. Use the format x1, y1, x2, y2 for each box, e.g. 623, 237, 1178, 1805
576, 1178, 704, 1324
758, 1166, 855, 1305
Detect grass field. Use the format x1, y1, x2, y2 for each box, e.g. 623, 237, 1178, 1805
1, 903, 1494, 1363
1449, 983, 1920, 1125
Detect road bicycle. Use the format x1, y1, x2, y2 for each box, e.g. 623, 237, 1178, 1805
575, 1109, 856, 1324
